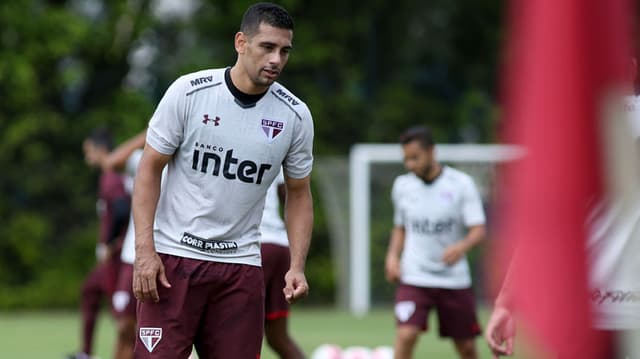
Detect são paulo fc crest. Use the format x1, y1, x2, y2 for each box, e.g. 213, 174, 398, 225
395, 301, 416, 322
139, 327, 162, 352
261, 119, 285, 142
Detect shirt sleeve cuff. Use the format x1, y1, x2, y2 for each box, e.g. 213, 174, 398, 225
146, 127, 177, 155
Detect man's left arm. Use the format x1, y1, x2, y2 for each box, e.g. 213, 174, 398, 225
442, 224, 486, 265
283, 175, 313, 303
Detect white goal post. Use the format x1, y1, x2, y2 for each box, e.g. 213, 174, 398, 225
348, 143, 525, 316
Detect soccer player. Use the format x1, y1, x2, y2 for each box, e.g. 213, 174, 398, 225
261, 169, 305, 359
103, 131, 147, 359
385, 126, 486, 359
132, 3, 314, 358
69, 128, 130, 359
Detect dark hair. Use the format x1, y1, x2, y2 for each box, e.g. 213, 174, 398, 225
399, 126, 435, 149
240, 2, 294, 36
87, 127, 114, 151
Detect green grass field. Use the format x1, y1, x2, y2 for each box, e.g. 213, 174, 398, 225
0, 307, 532, 358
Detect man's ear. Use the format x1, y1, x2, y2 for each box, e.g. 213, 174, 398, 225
235, 32, 247, 54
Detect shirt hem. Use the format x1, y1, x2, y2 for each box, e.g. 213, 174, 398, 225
155, 244, 262, 267
400, 278, 472, 289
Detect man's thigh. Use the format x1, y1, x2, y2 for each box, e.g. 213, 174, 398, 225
112, 263, 136, 320
134, 254, 209, 359
194, 263, 265, 359
394, 284, 437, 331
435, 287, 481, 339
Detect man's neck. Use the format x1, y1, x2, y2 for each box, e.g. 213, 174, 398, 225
229, 64, 268, 95
421, 163, 442, 184
225, 67, 268, 108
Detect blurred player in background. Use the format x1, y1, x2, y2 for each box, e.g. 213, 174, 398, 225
103, 131, 147, 359
261, 169, 306, 359
385, 126, 486, 359
131, 2, 314, 358
68, 128, 130, 359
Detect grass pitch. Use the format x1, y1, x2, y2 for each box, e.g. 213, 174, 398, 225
0, 307, 530, 358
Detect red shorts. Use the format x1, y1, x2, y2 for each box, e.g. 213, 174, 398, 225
82, 254, 121, 315
261, 243, 290, 321
394, 284, 481, 339
134, 253, 264, 359
112, 263, 136, 319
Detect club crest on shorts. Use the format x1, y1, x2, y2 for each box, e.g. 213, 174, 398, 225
261, 119, 284, 142
395, 301, 416, 322
139, 327, 162, 352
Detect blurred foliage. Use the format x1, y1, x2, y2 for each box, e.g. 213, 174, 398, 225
0, 0, 503, 308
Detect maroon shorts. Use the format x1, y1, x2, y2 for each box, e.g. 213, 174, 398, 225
134, 253, 265, 359
394, 284, 481, 339
104, 253, 122, 296
82, 254, 121, 315
261, 243, 290, 321
112, 263, 136, 319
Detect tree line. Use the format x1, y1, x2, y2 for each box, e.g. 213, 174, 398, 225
0, 0, 502, 308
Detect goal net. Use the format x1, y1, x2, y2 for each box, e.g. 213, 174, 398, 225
342, 143, 524, 316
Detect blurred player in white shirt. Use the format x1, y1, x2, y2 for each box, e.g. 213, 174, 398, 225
385, 126, 486, 359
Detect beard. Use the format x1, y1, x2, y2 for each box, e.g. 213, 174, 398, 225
245, 71, 275, 90
254, 74, 274, 86
418, 164, 432, 179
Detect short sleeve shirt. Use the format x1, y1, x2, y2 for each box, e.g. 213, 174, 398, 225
392, 166, 485, 288
146, 68, 313, 266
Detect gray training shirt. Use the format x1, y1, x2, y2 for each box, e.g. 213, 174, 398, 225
146, 68, 314, 266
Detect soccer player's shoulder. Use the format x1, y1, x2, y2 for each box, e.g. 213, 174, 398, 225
391, 173, 418, 202
393, 173, 416, 189
180, 68, 225, 96
442, 166, 475, 187
268, 82, 312, 122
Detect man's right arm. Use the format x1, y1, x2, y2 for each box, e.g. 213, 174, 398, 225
132, 143, 172, 302
385, 226, 405, 283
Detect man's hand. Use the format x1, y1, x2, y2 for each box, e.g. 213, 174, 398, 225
133, 251, 171, 303
442, 242, 467, 266
283, 269, 309, 304
385, 255, 401, 283
485, 306, 516, 358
